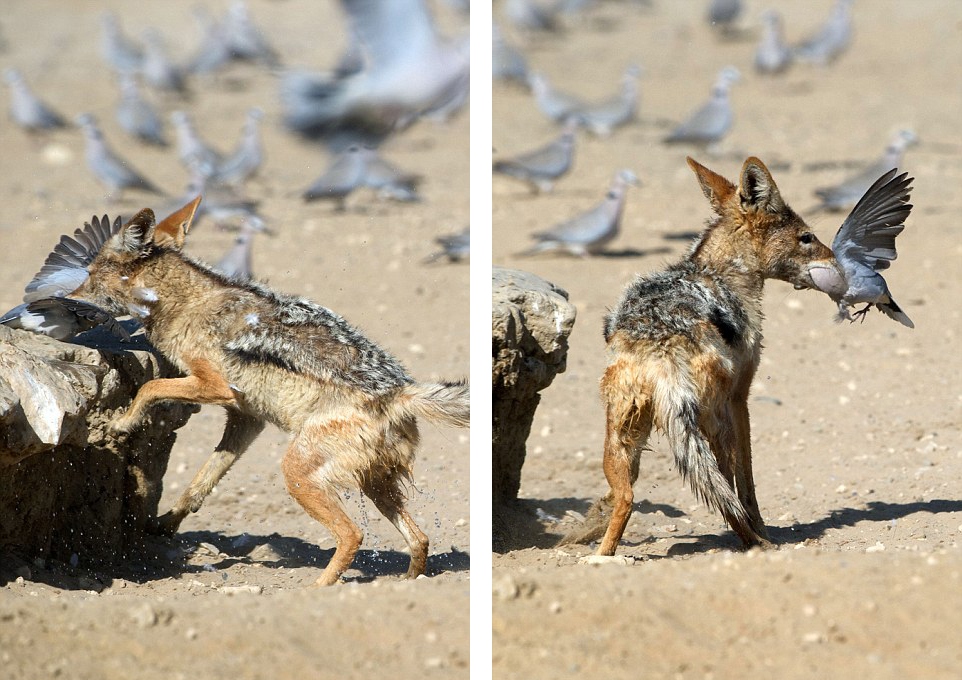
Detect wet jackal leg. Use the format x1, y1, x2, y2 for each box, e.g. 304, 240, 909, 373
111, 358, 238, 433
363, 475, 429, 579
153, 409, 265, 535
597, 398, 653, 556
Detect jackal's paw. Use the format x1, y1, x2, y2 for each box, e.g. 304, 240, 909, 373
147, 511, 184, 537
108, 411, 141, 435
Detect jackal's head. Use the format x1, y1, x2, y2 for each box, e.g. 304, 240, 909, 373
69, 197, 201, 317
687, 156, 836, 290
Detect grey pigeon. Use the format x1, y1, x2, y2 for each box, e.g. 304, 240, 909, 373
209, 108, 264, 186
528, 71, 587, 123
424, 227, 469, 264
569, 64, 640, 136
171, 110, 224, 178
364, 152, 422, 202
100, 11, 144, 74
504, 0, 563, 32
141, 28, 188, 94
222, 1, 281, 67
302, 146, 369, 208
663, 66, 740, 147
519, 169, 639, 256
493, 23, 529, 85
76, 113, 164, 199
187, 6, 233, 75
707, 0, 742, 32
3, 68, 68, 131
115, 73, 167, 146
808, 169, 914, 327
493, 122, 576, 193
754, 10, 793, 74
280, 0, 469, 149
214, 222, 260, 281
793, 0, 853, 65
1, 214, 130, 341
813, 129, 918, 211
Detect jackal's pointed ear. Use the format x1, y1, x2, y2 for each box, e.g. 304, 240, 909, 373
738, 157, 784, 213
154, 196, 202, 249
117, 209, 157, 253
687, 156, 735, 213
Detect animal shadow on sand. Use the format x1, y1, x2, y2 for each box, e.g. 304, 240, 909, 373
495, 496, 962, 557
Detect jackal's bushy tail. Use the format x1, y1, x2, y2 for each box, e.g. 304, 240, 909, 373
398, 379, 470, 428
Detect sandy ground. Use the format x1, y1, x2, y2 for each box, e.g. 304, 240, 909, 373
0, 1, 469, 678
493, 1, 961, 678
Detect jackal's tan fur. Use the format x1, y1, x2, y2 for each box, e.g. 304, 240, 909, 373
563, 157, 836, 554
72, 197, 469, 586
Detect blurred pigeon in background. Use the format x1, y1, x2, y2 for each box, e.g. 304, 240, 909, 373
208, 108, 264, 186
187, 6, 233, 75
214, 221, 260, 281
813, 129, 918, 211
364, 152, 423, 202
3, 67, 68, 131
809, 169, 914, 327
115, 73, 167, 146
528, 72, 588, 124
793, 0, 853, 65
569, 64, 640, 136
76, 113, 164, 199
754, 10, 793, 74
504, 0, 563, 33
158, 177, 264, 232
706, 0, 742, 33
222, 0, 281, 67
663, 66, 740, 147
280, 0, 470, 149
519, 169, 639, 256
424, 227, 470, 264
100, 11, 144, 74
171, 110, 224, 178
302, 145, 421, 207
141, 28, 188, 94
1, 214, 131, 341
493, 122, 576, 193
493, 23, 529, 85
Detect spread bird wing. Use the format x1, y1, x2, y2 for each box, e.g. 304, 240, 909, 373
831, 169, 913, 272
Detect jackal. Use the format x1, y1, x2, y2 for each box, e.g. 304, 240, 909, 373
70, 198, 470, 586
568, 156, 837, 555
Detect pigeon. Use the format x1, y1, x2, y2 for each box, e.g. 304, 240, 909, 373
808, 169, 914, 327
424, 227, 470, 263
754, 10, 793, 75
707, 0, 742, 32
569, 64, 640, 136
76, 113, 164, 199
214, 221, 260, 281
813, 129, 918, 211
527, 71, 587, 123
115, 73, 167, 146
1, 214, 130, 341
280, 0, 470, 149
493, 122, 576, 193
208, 108, 264, 186
793, 0, 853, 65
221, 0, 281, 67
364, 153, 422, 202
663, 66, 740, 147
186, 6, 233, 75
141, 28, 188, 94
519, 169, 639, 256
171, 110, 224, 178
100, 11, 144, 74
493, 23, 529, 84
302, 146, 370, 208
3, 68, 68, 131
504, 0, 563, 33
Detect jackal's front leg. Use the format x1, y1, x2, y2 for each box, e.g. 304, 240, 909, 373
152, 409, 265, 536
111, 358, 238, 434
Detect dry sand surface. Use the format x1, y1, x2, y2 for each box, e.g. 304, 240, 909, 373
0, 1, 469, 678
493, 1, 961, 678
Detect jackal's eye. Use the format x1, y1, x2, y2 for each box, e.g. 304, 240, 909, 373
799, 233, 815, 245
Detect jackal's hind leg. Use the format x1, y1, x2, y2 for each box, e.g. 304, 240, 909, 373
151, 409, 264, 536
597, 394, 653, 557
731, 399, 771, 546
364, 474, 429, 579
